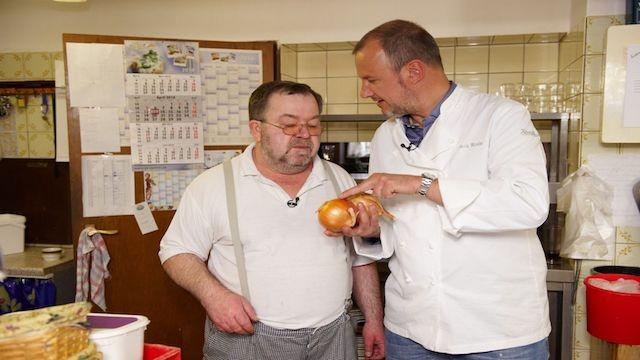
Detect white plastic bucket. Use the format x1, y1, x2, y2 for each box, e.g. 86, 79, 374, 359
0, 214, 26, 255
88, 313, 150, 360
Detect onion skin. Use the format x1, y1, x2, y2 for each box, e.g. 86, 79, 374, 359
317, 199, 357, 232
347, 193, 395, 220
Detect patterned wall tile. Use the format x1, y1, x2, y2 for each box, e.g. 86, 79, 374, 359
568, 131, 580, 173
585, 16, 624, 55
574, 309, 590, 350
26, 104, 54, 132
583, 55, 604, 93
52, 52, 64, 62
615, 243, 640, 266
582, 94, 603, 131
574, 349, 590, 359
0, 133, 17, 157
617, 227, 640, 244
13, 105, 27, 132
23, 52, 53, 80
580, 132, 620, 165
27, 132, 55, 158
15, 132, 29, 158
0, 53, 25, 80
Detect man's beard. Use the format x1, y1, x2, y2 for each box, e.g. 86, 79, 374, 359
382, 80, 419, 118
260, 133, 314, 174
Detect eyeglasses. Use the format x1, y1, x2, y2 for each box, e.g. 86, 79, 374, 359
260, 121, 322, 136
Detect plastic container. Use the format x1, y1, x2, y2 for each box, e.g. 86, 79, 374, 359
144, 343, 181, 360
88, 313, 150, 360
0, 214, 26, 255
584, 274, 640, 345
591, 265, 640, 276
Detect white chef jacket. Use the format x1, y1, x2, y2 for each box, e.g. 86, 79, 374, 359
160, 144, 372, 329
353, 86, 551, 354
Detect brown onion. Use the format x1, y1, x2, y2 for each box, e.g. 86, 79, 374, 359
347, 193, 395, 220
317, 198, 358, 232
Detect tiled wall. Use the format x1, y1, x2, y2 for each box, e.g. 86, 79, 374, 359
281, 34, 562, 142
0, 94, 55, 158
560, 14, 640, 360
0, 51, 61, 159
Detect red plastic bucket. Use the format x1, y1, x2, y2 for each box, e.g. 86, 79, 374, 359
143, 343, 181, 360
584, 274, 640, 345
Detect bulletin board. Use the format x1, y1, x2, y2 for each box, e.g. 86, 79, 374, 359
601, 24, 640, 143
62, 33, 275, 359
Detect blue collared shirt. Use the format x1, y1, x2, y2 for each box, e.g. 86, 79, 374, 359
401, 82, 457, 147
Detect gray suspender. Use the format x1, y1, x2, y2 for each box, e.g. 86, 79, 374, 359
322, 159, 341, 195
223, 159, 251, 302
222, 158, 342, 302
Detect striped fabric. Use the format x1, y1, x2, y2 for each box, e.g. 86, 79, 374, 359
75, 229, 111, 310
204, 312, 357, 360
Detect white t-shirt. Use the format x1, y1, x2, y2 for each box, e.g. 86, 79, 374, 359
160, 143, 372, 329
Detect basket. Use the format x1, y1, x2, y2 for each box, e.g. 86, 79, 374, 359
0, 302, 101, 359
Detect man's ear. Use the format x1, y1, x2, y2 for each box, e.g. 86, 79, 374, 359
249, 119, 262, 142
403, 60, 425, 84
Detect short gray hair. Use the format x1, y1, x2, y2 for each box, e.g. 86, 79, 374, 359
354, 19, 443, 73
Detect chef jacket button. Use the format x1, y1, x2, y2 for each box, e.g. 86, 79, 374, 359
398, 241, 406, 248
448, 138, 455, 144
428, 243, 434, 250
405, 275, 413, 283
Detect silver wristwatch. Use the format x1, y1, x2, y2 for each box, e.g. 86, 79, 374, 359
417, 173, 436, 196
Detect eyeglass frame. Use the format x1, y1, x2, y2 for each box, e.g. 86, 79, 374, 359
256, 119, 323, 136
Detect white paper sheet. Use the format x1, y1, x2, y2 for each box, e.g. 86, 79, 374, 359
82, 155, 135, 217
200, 48, 262, 145
66, 43, 126, 107
79, 108, 121, 153
129, 122, 204, 165
133, 201, 158, 234
623, 45, 640, 128
54, 60, 66, 88
55, 88, 69, 162
587, 154, 640, 226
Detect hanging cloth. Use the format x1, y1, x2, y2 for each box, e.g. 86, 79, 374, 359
75, 228, 111, 310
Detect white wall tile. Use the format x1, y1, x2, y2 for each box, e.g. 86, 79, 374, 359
297, 51, 326, 78
327, 50, 356, 77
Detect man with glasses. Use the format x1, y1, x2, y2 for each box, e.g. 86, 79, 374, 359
160, 81, 385, 359
333, 20, 551, 359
